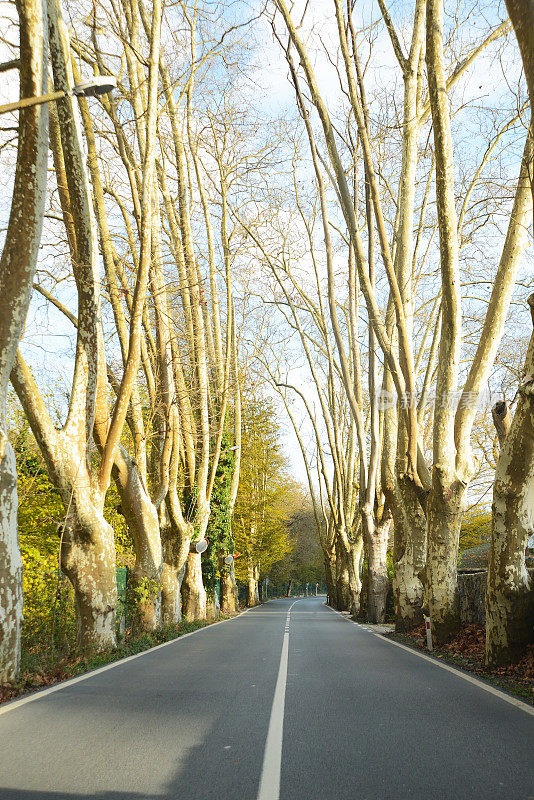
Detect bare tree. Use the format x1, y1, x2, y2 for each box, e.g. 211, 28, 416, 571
425, 0, 532, 642
271, 0, 531, 643
10, 0, 162, 651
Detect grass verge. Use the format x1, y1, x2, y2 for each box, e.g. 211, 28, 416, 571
1, 614, 239, 706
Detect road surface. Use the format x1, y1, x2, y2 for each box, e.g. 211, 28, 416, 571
0, 596, 532, 799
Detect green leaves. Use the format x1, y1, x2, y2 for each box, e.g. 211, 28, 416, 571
203, 430, 235, 597
232, 397, 300, 582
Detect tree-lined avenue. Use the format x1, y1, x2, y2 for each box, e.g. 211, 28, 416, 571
0, 597, 532, 800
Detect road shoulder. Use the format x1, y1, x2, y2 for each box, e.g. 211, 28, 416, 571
324, 603, 534, 715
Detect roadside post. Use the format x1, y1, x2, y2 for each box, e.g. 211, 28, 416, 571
424, 615, 433, 652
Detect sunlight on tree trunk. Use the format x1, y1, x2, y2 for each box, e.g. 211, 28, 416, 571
181, 552, 207, 622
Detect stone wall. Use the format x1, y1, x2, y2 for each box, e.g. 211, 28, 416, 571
458, 569, 534, 624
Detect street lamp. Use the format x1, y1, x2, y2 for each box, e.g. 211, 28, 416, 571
0, 75, 117, 115
71, 77, 117, 97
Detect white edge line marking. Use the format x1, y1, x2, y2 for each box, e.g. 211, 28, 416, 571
324, 603, 534, 718
257, 599, 300, 800
0, 608, 250, 718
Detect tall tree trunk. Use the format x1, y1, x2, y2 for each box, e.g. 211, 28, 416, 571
486, 295, 534, 664
246, 561, 259, 607
365, 515, 391, 624
76, 58, 163, 636
246, 579, 259, 607
181, 551, 207, 621
11, 356, 118, 652
324, 550, 337, 608
60, 511, 117, 652
220, 573, 237, 614
113, 448, 162, 631
206, 591, 220, 622
0, 0, 48, 683
426, 468, 464, 642
426, 0, 463, 645
45, 0, 119, 651
392, 478, 426, 631
220, 560, 238, 615
335, 544, 352, 612
337, 533, 363, 616
350, 537, 364, 617
0, 442, 23, 683
161, 561, 183, 626
160, 522, 184, 626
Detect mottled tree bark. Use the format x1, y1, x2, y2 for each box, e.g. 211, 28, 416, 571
486, 295, 534, 664
426, 467, 464, 642
220, 573, 236, 615
275, 0, 527, 649
181, 552, 207, 622
379, 1, 428, 633
59, 512, 117, 650
335, 545, 352, 611
505, 0, 534, 152
392, 478, 426, 631
206, 591, 220, 622
0, 0, 48, 683
12, 354, 119, 652
338, 534, 363, 616
0, 443, 22, 684
425, 0, 464, 643
76, 65, 163, 634
161, 563, 184, 627
246, 562, 259, 607
424, 0, 532, 646
365, 515, 391, 624
7, 0, 121, 653
160, 521, 184, 626
220, 559, 238, 615
324, 550, 337, 608
113, 448, 162, 631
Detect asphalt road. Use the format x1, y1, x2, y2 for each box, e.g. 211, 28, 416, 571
0, 596, 533, 800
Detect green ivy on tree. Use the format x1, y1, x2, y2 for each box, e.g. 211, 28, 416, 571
202, 430, 235, 599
